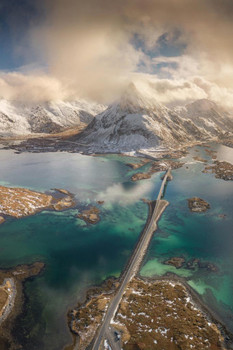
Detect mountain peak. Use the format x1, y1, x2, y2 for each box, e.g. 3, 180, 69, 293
187, 99, 217, 111
118, 82, 162, 112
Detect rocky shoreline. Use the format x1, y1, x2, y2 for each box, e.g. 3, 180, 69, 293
65, 275, 232, 350
203, 161, 233, 181
0, 139, 232, 349
0, 186, 76, 222
131, 160, 184, 182
77, 206, 101, 224
0, 134, 214, 158
164, 256, 218, 272
0, 262, 45, 350
188, 197, 210, 212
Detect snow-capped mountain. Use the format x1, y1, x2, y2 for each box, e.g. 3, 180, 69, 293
0, 99, 105, 137
174, 99, 233, 136
76, 83, 233, 153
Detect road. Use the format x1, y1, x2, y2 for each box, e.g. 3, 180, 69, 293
91, 168, 172, 350
0, 278, 17, 325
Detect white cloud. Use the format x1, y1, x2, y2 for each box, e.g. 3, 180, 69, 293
97, 181, 154, 205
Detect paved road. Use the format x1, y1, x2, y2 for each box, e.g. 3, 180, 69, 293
91, 168, 172, 350
0, 278, 17, 325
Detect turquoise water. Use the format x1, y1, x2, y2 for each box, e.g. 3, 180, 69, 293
0, 150, 155, 349
141, 144, 233, 331
0, 144, 232, 348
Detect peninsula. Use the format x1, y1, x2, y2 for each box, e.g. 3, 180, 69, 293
0, 186, 76, 221
0, 262, 44, 350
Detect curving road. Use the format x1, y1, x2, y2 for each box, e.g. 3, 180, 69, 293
91, 168, 172, 350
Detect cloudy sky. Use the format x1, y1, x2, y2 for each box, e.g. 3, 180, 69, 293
0, 0, 233, 107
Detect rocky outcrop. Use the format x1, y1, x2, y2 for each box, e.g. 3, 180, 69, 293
193, 156, 207, 163
203, 161, 233, 181
164, 257, 185, 268
163, 257, 218, 272
127, 159, 150, 169
0, 186, 75, 220
131, 173, 151, 181
188, 197, 210, 212
77, 206, 100, 224
0, 262, 45, 349
131, 160, 183, 181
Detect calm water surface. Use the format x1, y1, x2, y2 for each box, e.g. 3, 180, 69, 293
0, 143, 232, 349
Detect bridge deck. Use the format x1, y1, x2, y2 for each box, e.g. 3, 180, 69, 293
91, 168, 172, 350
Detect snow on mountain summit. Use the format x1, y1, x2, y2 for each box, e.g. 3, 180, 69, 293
175, 98, 233, 137
0, 82, 232, 154
117, 82, 163, 112
0, 99, 106, 137
76, 85, 233, 153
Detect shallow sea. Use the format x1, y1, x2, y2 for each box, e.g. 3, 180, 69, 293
0, 143, 232, 349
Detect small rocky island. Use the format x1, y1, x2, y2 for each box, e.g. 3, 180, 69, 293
131, 160, 183, 182
203, 161, 233, 181
204, 148, 217, 159
188, 197, 210, 212
164, 257, 218, 272
0, 186, 75, 222
67, 277, 228, 350
127, 158, 151, 169
164, 257, 185, 268
77, 206, 100, 224
193, 156, 207, 163
0, 262, 44, 349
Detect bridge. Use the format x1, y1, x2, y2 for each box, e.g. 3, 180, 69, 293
91, 168, 172, 350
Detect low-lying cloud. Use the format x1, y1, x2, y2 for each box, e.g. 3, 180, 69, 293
97, 181, 154, 205
0, 72, 69, 102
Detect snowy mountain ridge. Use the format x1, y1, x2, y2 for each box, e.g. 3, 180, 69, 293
0, 99, 106, 137
76, 84, 233, 153
0, 83, 232, 155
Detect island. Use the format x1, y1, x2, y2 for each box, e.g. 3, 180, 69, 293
131, 173, 151, 181
188, 197, 210, 212
203, 161, 233, 181
204, 148, 217, 159
77, 206, 101, 224
193, 156, 207, 163
0, 262, 44, 349
67, 277, 227, 350
0, 186, 76, 222
126, 158, 151, 170
131, 160, 183, 182
164, 257, 185, 268
163, 257, 218, 272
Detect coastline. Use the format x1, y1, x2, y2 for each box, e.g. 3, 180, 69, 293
0, 133, 221, 159
65, 273, 233, 350
65, 198, 233, 350
139, 273, 233, 348
0, 262, 45, 350
0, 140, 232, 349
